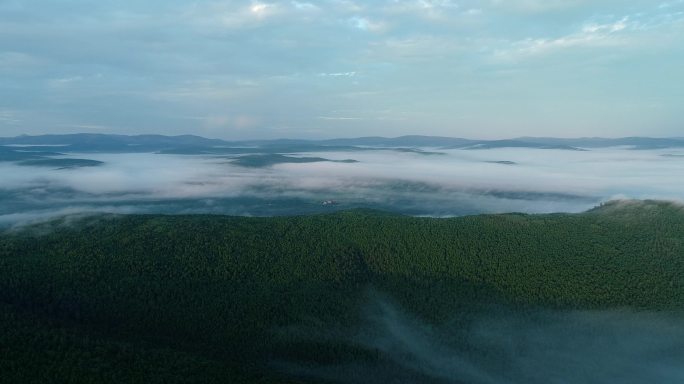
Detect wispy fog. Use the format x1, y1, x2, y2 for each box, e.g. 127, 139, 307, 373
278, 292, 684, 384
2, 147, 684, 225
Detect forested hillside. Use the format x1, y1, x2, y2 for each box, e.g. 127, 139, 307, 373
1, 200, 683, 383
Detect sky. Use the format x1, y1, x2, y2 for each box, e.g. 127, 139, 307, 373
1, 0, 683, 140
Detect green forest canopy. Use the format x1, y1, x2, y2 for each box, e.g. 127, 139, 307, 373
1, 200, 683, 383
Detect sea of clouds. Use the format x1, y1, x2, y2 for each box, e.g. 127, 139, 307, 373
2, 146, 684, 226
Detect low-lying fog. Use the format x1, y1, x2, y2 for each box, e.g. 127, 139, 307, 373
278, 293, 684, 384
2, 146, 684, 225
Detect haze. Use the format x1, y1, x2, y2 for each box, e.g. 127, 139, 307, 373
2, 137, 684, 226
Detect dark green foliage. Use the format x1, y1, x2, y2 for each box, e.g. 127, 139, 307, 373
0, 146, 65, 162
0, 145, 103, 168
1, 200, 683, 382
231, 154, 358, 168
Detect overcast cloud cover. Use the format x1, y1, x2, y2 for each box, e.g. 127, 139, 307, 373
1, 0, 683, 139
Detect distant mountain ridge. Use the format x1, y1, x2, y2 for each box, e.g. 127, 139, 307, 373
513, 136, 684, 149
2, 133, 684, 152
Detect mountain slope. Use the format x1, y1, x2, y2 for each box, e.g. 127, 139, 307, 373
1, 201, 683, 383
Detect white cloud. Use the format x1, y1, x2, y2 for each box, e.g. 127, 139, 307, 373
582, 17, 629, 33
494, 16, 634, 60
180, 2, 283, 30
348, 16, 387, 32
249, 2, 279, 18
318, 71, 356, 77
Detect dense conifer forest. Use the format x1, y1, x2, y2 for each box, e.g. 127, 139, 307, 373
1, 200, 683, 383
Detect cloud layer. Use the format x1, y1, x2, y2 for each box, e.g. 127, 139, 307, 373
2, 146, 684, 226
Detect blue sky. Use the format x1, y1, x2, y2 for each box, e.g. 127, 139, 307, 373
1, 0, 683, 139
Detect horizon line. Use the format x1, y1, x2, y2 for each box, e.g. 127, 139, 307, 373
3, 132, 684, 142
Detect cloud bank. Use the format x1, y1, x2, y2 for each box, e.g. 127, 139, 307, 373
2, 146, 684, 225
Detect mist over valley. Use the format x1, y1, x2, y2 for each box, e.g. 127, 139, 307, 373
2, 134, 684, 226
